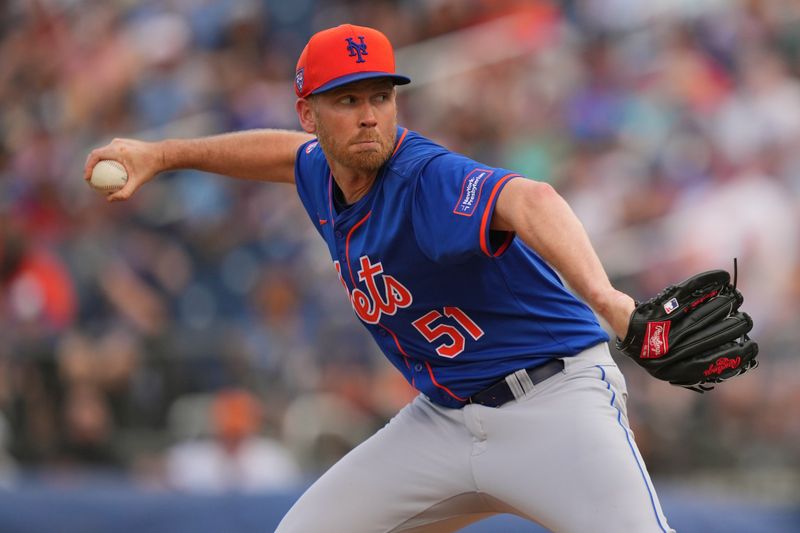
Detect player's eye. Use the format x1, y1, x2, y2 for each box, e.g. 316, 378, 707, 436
339, 96, 356, 105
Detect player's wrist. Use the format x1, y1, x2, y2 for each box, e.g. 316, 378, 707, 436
158, 139, 181, 172
591, 288, 634, 339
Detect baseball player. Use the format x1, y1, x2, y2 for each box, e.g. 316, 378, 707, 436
86, 24, 674, 533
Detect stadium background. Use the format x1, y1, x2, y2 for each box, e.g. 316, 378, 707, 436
1, 0, 799, 531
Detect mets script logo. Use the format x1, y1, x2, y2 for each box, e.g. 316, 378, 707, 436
295, 68, 304, 92
334, 255, 412, 323
345, 36, 368, 63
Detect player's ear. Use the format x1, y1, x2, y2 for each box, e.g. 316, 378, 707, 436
296, 98, 317, 134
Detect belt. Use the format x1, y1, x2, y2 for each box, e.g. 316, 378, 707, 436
468, 358, 564, 408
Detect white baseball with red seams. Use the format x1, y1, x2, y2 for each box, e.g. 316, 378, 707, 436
89, 160, 128, 193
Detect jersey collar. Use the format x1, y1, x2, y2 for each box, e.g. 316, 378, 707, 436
326, 126, 408, 226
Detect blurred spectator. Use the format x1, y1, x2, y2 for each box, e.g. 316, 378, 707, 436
665, 167, 798, 334
165, 389, 300, 492
0, 221, 77, 334
0, 412, 18, 488
282, 390, 375, 474
58, 382, 121, 468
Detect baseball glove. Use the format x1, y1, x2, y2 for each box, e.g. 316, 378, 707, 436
615, 265, 759, 392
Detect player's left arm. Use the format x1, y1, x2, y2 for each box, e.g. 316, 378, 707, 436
491, 177, 634, 339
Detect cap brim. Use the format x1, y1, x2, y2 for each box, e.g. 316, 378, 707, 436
311, 72, 411, 95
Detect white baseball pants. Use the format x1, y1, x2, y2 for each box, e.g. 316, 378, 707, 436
276, 343, 674, 532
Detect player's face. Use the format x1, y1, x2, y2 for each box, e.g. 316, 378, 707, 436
309, 79, 398, 173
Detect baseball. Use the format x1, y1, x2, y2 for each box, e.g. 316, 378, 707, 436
89, 160, 128, 194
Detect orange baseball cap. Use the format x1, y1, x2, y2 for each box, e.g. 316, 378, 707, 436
295, 24, 411, 98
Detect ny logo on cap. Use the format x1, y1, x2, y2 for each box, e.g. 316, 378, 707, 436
345, 36, 368, 63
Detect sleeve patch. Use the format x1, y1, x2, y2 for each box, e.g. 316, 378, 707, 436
452, 169, 493, 217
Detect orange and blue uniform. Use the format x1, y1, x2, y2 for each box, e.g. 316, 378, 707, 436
294, 127, 609, 408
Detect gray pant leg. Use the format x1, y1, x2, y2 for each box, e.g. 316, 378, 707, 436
276, 395, 494, 533
469, 344, 674, 533
278, 344, 674, 533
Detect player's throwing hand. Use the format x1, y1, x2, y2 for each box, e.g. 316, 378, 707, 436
84, 138, 164, 202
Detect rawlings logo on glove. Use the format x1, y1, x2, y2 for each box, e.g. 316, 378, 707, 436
641, 321, 670, 358
703, 356, 742, 377
615, 264, 759, 392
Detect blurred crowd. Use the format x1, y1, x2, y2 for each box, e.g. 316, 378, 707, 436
1, 0, 799, 500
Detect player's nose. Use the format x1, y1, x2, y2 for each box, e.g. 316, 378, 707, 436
358, 102, 378, 128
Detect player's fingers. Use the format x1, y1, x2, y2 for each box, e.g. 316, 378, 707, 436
84, 150, 102, 181
106, 189, 130, 203
84, 140, 123, 181
107, 179, 137, 203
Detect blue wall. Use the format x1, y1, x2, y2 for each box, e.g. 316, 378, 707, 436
0, 481, 797, 532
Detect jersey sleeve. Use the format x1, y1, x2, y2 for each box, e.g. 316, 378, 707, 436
293, 139, 327, 230
412, 152, 518, 263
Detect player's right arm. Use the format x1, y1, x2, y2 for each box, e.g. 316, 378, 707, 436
84, 129, 315, 202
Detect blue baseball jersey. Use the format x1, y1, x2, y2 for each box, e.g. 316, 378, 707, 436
294, 127, 609, 408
